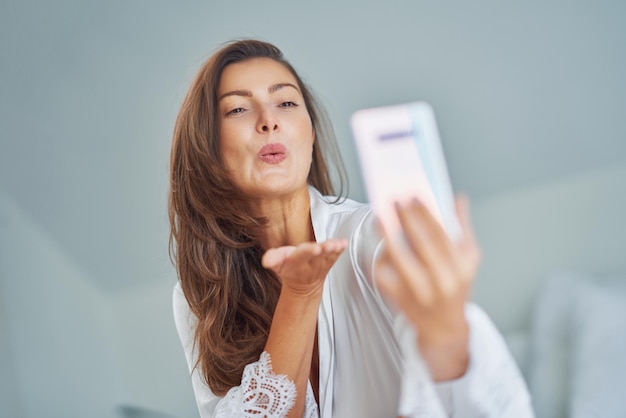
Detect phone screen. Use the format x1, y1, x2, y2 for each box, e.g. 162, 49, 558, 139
351, 102, 461, 242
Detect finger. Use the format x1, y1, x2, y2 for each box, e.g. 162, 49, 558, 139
281, 241, 344, 276
262, 242, 321, 271
319, 239, 348, 270
320, 238, 348, 254
374, 255, 403, 301
456, 195, 478, 248
288, 242, 324, 266
262, 246, 297, 269
375, 254, 425, 319
455, 195, 482, 280
398, 198, 456, 261
379, 223, 434, 305
263, 239, 347, 280
396, 199, 457, 296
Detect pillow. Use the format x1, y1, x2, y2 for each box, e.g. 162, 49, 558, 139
569, 279, 626, 418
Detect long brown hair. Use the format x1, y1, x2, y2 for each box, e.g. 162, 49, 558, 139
168, 39, 346, 395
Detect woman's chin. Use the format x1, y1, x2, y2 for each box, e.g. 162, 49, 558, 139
244, 181, 308, 200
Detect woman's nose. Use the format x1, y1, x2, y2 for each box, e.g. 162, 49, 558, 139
257, 109, 279, 133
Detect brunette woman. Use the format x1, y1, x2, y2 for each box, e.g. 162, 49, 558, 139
170, 39, 533, 418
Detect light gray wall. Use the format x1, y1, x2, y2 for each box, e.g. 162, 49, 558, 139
0, 188, 198, 417
0, 286, 25, 418
1, 0, 624, 291
0, 188, 123, 418
110, 281, 199, 417
472, 162, 626, 332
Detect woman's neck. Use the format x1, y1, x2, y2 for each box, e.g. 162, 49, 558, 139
251, 186, 315, 250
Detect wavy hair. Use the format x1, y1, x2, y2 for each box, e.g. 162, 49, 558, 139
168, 39, 346, 395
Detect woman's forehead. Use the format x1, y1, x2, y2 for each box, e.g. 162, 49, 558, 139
219, 58, 298, 95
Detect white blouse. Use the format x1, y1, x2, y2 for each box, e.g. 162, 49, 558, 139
173, 187, 534, 417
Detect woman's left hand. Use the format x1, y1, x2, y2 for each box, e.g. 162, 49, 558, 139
374, 196, 481, 381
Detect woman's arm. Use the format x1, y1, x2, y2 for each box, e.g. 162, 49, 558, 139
175, 283, 305, 417
372, 197, 533, 417
173, 282, 309, 417
261, 240, 347, 418
374, 196, 478, 380
173, 240, 346, 418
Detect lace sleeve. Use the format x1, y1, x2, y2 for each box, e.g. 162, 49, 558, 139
214, 351, 297, 416
215, 352, 320, 418
173, 283, 319, 418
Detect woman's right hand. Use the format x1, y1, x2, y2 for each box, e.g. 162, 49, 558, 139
262, 239, 346, 418
262, 239, 348, 297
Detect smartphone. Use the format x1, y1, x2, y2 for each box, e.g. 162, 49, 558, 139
351, 102, 461, 242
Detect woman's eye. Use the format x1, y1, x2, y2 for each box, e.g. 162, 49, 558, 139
226, 107, 245, 116
279, 101, 298, 108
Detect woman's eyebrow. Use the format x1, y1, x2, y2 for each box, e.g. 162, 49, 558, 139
268, 82, 300, 94
219, 83, 300, 101
219, 89, 252, 101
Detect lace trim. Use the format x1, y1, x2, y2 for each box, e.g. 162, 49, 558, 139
215, 351, 321, 417
305, 381, 320, 418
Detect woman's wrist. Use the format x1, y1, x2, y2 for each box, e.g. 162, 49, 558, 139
418, 321, 470, 382
272, 285, 324, 328
279, 282, 325, 301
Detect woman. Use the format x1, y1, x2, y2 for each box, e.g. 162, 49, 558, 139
170, 39, 533, 417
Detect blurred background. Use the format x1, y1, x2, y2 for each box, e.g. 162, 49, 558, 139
1, 1, 625, 417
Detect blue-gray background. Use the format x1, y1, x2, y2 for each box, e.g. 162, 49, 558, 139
1, 1, 625, 417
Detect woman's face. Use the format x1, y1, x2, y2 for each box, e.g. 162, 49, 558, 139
218, 58, 314, 199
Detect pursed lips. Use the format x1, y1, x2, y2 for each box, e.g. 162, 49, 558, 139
258, 143, 287, 164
